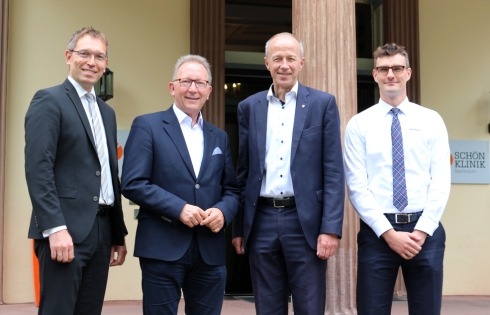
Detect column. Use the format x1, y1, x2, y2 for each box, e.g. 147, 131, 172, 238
292, 0, 358, 314
190, 0, 226, 129
384, 0, 420, 104
0, 0, 9, 304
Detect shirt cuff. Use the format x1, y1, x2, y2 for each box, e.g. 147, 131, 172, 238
414, 216, 439, 236
42, 225, 67, 238
371, 217, 394, 238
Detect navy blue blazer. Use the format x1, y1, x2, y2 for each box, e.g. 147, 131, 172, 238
121, 108, 239, 265
233, 83, 345, 251
25, 79, 127, 245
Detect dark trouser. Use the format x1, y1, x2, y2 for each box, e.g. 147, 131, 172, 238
139, 237, 226, 315
356, 220, 445, 315
34, 215, 112, 315
248, 205, 327, 315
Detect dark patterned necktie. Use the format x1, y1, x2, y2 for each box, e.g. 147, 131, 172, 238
391, 108, 408, 211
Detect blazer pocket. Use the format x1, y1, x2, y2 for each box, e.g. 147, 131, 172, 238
302, 125, 322, 137
56, 186, 77, 199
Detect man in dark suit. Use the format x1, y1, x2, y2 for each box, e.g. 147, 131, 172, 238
121, 54, 239, 315
25, 27, 128, 315
232, 32, 345, 315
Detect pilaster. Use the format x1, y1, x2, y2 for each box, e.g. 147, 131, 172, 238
292, 0, 358, 313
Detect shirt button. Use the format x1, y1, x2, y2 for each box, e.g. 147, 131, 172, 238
93, 196, 99, 202
195, 184, 200, 189
96, 171, 101, 176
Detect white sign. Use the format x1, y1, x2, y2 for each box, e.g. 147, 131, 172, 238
450, 140, 490, 184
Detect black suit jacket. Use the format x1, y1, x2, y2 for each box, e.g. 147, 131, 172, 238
25, 79, 127, 245
121, 108, 239, 265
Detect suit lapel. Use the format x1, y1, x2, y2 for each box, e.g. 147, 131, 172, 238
97, 98, 118, 173
255, 93, 268, 172
161, 109, 196, 179
197, 121, 216, 180
291, 84, 310, 163
63, 80, 97, 149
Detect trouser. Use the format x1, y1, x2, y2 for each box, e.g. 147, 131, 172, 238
248, 205, 327, 315
356, 220, 445, 315
35, 215, 112, 315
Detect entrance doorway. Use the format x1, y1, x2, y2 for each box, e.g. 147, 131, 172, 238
224, 67, 272, 295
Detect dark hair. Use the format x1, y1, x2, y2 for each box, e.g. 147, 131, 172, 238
67, 27, 109, 56
373, 43, 410, 68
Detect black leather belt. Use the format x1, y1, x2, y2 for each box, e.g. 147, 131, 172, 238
97, 204, 113, 216
384, 211, 423, 224
259, 197, 296, 208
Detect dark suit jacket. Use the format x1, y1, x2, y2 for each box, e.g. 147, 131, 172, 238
121, 108, 239, 265
25, 79, 127, 245
233, 83, 345, 250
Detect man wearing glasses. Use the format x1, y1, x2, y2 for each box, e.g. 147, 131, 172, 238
344, 43, 450, 315
25, 27, 128, 314
121, 54, 239, 315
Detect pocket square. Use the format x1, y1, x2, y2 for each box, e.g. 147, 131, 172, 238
212, 147, 222, 155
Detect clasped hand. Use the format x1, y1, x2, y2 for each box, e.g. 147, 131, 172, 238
382, 229, 426, 260
179, 204, 224, 233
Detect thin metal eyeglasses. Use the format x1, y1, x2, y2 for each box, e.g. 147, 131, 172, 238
375, 66, 406, 75
70, 50, 107, 62
173, 79, 210, 89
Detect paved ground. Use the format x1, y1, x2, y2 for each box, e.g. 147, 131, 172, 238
0, 295, 489, 314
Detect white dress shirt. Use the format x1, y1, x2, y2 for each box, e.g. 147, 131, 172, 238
173, 104, 204, 177
344, 98, 451, 237
260, 83, 298, 197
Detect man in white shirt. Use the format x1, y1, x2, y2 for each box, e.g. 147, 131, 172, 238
344, 43, 451, 315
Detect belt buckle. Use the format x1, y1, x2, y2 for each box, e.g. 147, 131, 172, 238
395, 213, 410, 224
273, 199, 285, 208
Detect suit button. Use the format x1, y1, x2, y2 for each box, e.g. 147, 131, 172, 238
195, 184, 200, 189
96, 171, 101, 176
93, 196, 99, 202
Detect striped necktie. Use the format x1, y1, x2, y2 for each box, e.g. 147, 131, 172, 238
391, 108, 408, 211
86, 93, 111, 205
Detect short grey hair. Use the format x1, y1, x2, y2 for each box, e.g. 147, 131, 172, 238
265, 32, 304, 58
172, 54, 212, 85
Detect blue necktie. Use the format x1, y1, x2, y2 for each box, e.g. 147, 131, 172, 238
391, 108, 408, 211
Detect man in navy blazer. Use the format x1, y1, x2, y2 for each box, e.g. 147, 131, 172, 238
121, 54, 239, 315
25, 27, 127, 315
232, 32, 345, 315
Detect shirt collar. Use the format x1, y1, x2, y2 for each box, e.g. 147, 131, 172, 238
379, 97, 410, 115
172, 104, 203, 129
267, 81, 299, 103
67, 76, 96, 100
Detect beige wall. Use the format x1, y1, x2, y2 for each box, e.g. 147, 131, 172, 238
4, 0, 490, 306
5, 0, 189, 303
419, 0, 490, 295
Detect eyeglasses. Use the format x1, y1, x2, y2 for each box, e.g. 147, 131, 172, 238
375, 66, 406, 75
173, 79, 209, 89
71, 50, 107, 62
